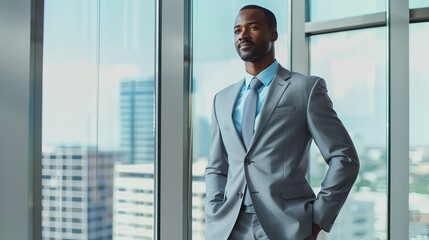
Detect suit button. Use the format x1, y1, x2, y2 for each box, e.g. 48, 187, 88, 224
244, 159, 252, 165
237, 192, 244, 198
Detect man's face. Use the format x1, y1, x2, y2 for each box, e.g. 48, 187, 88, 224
234, 9, 277, 62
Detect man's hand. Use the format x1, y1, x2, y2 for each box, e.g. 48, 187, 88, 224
312, 222, 322, 239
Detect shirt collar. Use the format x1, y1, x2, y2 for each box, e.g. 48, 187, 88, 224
244, 59, 278, 89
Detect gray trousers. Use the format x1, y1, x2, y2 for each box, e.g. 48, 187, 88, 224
228, 210, 270, 240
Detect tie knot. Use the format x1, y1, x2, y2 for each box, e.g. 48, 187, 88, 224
249, 77, 263, 90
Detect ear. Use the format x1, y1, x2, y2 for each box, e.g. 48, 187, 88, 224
271, 30, 278, 41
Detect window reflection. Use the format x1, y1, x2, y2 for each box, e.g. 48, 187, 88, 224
409, 22, 429, 240
309, 28, 387, 239
42, 1, 156, 239
410, 0, 429, 9
191, 1, 289, 239
309, 0, 385, 22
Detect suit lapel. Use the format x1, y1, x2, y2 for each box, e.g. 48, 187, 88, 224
248, 65, 292, 151
220, 78, 247, 155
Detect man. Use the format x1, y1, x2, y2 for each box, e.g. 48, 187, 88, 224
204, 4, 359, 240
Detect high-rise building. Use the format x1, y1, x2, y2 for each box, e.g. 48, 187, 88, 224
120, 79, 155, 164
41, 146, 124, 240
192, 117, 211, 159
111, 161, 207, 240
191, 159, 207, 240
112, 164, 155, 240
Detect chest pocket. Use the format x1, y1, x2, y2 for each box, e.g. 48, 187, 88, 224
272, 105, 296, 114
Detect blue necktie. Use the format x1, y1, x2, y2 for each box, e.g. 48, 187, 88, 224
242, 77, 263, 149
242, 77, 262, 206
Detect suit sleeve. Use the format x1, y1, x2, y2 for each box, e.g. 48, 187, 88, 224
204, 94, 229, 220
307, 78, 360, 232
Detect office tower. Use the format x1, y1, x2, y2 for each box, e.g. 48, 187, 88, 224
41, 146, 123, 240
113, 78, 157, 239
120, 79, 155, 164
111, 161, 207, 240
193, 117, 211, 160
191, 159, 207, 240
112, 164, 155, 239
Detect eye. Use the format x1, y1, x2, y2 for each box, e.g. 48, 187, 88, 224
250, 25, 259, 30
234, 29, 241, 35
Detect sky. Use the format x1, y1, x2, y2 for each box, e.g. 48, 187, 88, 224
42, 0, 429, 149
43, 0, 155, 148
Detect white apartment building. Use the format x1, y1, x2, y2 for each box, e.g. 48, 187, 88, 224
112, 161, 207, 240
41, 146, 123, 240
113, 164, 155, 240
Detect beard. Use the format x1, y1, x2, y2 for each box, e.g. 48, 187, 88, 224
237, 51, 258, 62
236, 43, 271, 62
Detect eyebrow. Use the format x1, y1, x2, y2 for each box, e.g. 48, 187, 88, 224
234, 21, 259, 28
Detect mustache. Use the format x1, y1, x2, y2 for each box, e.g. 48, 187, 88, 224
238, 40, 254, 48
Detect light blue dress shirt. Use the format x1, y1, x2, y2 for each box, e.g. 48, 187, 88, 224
233, 60, 278, 136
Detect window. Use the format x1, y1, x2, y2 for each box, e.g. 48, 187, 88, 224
410, 1, 429, 9
309, 0, 386, 22
409, 22, 429, 240
42, 0, 156, 239
309, 28, 387, 239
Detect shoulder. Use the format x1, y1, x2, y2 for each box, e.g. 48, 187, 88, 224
290, 71, 321, 86
276, 64, 322, 88
286, 71, 326, 94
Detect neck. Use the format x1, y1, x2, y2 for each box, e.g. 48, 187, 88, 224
244, 52, 275, 76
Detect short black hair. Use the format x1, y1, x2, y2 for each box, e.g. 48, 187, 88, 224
240, 5, 277, 30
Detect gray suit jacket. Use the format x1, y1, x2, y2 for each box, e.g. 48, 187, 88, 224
204, 65, 359, 240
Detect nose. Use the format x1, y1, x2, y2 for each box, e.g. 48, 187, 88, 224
238, 28, 249, 41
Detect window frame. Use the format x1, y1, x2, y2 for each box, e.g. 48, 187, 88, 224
295, 1, 425, 239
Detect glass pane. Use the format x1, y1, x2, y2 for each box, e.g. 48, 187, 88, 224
410, 0, 429, 9
309, 0, 385, 22
309, 28, 387, 239
191, 1, 289, 239
410, 22, 429, 240
42, 1, 156, 239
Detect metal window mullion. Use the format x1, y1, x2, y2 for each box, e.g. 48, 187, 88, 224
158, 0, 190, 239
0, 0, 41, 239
291, 0, 308, 74
30, 0, 44, 239
303, 7, 429, 34
387, 0, 409, 239
305, 12, 387, 36
410, 7, 429, 23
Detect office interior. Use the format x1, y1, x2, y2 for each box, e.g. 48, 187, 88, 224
0, 0, 428, 239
